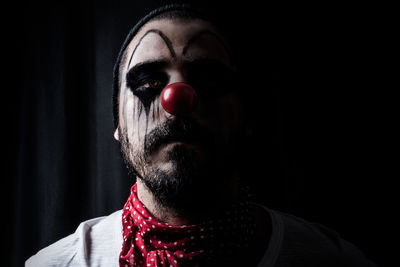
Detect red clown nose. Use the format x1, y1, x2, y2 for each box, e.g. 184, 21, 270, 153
160, 82, 198, 115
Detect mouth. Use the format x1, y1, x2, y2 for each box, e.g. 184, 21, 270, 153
145, 132, 204, 158
143, 118, 210, 157
158, 135, 197, 149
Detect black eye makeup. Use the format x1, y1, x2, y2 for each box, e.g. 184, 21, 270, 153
126, 61, 169, 113
125, 58, 237, 117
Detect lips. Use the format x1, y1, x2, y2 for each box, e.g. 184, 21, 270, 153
144, 129, 199, 157
152, 132, 197, 150
143, 118, 211, 158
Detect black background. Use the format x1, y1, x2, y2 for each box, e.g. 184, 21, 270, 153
4, 0, 393, 266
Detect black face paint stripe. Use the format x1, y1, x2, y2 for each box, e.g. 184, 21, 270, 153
127, 29, 177, 70
125, 61, 168, 118
182, 30, 230, 58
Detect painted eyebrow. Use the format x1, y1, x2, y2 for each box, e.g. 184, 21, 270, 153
182, 30, 230, 57
127, 29, 176, 70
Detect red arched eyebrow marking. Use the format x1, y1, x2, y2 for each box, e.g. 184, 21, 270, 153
127, 29, 177, 70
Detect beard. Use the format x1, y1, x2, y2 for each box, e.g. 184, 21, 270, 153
119, 117, 236, 220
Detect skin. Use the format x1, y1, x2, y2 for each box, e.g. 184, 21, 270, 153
114, 17, 270, 264
115, 18, 237, 219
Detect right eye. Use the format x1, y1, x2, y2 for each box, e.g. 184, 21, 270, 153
126, 70, 168, 91
137, 79, 164, 90
126, 73, 168, 107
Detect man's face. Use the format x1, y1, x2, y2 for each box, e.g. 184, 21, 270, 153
116, 18, 243, 213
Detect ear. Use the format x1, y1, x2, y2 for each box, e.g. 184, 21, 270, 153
113, 128, 120, 141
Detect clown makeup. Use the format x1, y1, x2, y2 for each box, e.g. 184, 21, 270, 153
116, 18, 243, 215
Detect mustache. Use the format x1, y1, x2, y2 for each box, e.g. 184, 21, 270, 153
144, 117, 211, 157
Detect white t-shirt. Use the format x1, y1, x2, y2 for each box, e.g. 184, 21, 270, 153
25, 204, 283, 267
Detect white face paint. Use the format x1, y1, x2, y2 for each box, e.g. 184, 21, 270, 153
116, 18, 234, 179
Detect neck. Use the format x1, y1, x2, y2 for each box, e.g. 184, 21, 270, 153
136, 172, 242, 226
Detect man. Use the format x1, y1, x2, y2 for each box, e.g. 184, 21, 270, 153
26, 3, 377, 267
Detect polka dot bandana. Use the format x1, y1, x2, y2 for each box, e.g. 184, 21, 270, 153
119, 183, 254, 267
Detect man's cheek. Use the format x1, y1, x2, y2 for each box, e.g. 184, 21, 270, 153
122, 96, 143, 142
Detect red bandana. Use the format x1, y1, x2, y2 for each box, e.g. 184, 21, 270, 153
119, 183, 253, 267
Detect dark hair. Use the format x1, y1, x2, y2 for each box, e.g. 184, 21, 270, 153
112, 3, 232, 129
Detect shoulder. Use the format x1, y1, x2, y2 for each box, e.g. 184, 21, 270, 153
25, 210, 123, 267
268, 208, 377, 267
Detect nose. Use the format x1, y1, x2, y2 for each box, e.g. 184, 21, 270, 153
160, 82, 198, 116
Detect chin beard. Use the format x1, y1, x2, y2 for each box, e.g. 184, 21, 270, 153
118, 118, 239, 220
140, 145, 232, 220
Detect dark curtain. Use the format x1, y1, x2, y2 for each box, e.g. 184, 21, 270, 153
7, 1, 388, 266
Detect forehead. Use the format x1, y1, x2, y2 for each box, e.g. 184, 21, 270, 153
123, 18, 230, 69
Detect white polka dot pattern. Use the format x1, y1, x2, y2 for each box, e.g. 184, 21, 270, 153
119, 183, 254, 267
